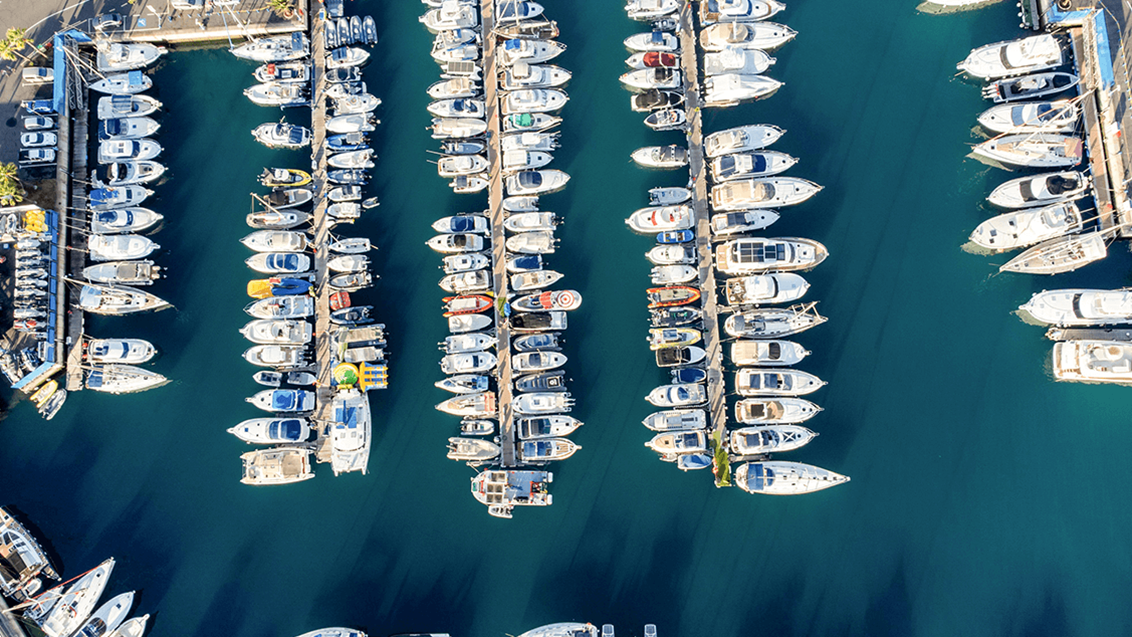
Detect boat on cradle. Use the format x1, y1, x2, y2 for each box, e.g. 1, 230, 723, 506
711, 150, 796, 181
90, 71, 152, 95
85, 338, 156, 364
420, 4, 479, 32
978, 99, 1080, 134
246, 295, 315, 319
442, 332, 496, 354
715, 237, 828, 274
79, 284, 169, 314
83, 260, 162, 286
712, 177, 821, 210
647, 285, 700, 308
240, 319, 312, 345
99, 116, 160, 140
988, 171, 1088, 208
0, 507, 59, 599
646, 383, 707, 407
701, 21, 796, 51
969, 201, 1085, 251
711, 209, 780, 234
428, 77, 481, 99
724, 302, 827, 338
620, 68, 681, 91
247, 389, 315, 413
631, 88, 685, 113
647, 243, 695, 265
643, 409, 707, 431
329, 388, 371, 475
104, 160, 165, 186
98, 139, 161, 164
520, 438, 580, 463
724, 272, 810, 305
736, 368, 825, 396
518, 415, 582, 439
254, 61, 310, 84
253, 122, 312, 148
735, 461, 849, 495
650, 264, 697, 284
625, 51, 680, 69
246, 252, 311, 274
90, 185, 152, 211
437, 392, 498, 417
242, 230, 309, 252
435, 374, 489, 394
957, 34, 1064, 80
632, 145, 688, 168
1018, 289, 1132, 326
448, 437, 501, 463
626, 0, 680, 20
1000, 231, 1107, 275
506, 170, 570, 195
625, 30, 680, 52
705, 124, 785, 157
735, 397, 820, 424
471, 469, 553, 518
86, 365, 166, 394
971, 134, 1083, 169
245, 82, 308, 107
703, 73, 782, 106
513, 392, 575, 415
228, 417, 311, 444
90, 207, 162, 234
231, 33, 309, 62
427, 98, 485, 119
26, 558, 114, 637
982, 72, 1079, 103
327, 113, 377, 133
243, 344, 308, 368
240, 447, 314, 485
97, 94, 160, 119
731, 339, 808, 365
502, 63, 572, 90
646, 430, 707, 456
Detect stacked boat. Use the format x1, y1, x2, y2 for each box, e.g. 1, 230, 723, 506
230, 11, 385, 485
82, 41, 172, 398
621, 0, 848, 494
422, 0, 581, 519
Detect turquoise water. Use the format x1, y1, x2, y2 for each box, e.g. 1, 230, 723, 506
3, 1, 1132, 636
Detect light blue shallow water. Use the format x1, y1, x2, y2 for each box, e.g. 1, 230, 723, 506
3, 1, 1132, 636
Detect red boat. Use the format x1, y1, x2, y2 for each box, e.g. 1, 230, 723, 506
647, 286, 701, 309
330, 291, 351, 311
643, 52, 679, 68
443, 294, 494, 317
511, 289, 583, 312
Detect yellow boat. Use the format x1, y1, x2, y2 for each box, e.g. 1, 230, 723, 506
648, 327, 702, 350
247, 279, 273, 299
30, 379, 58, 408
259, 167, 312, 188
357, 362, 388, 392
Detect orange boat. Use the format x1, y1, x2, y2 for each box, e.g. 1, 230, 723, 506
647, 286, 701, 309
443, 294, 493, 317
330, 291, 351, 311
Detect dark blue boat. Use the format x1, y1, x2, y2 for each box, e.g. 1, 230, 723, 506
326, 132, 368, 151
671, 367, 707, 384
657, 229, 694, 244
328, 169, 368, 185
508, 254, 542, 272
271, 278, 312, 296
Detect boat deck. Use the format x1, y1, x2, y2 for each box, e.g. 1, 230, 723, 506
309, 16, 335, 464
481, 0, 520, 468
677, 2, 730, 476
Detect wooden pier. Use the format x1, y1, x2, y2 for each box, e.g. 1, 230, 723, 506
480, 0, 519, 468
677, 3, 730, 452
62, 47, 91, 392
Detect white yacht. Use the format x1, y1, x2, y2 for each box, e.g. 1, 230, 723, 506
624, 31, 680, 52
427, 233, 485, 253
79, 284, 169, 315
240, 319, 313, 345
625, 0, 680, 20
421, 3, 479, 31
642, 409, 707, 431
85, 364, 167, 394
0, 507, 59, 599
231, 33, 309, 62
518, 415, 584, 439
646, 383, 707, 407
701, 22, 796, 51
969, 201, 1084, 251
90, 72, 152, 95
520, 438, 580, 463
1019, 289, 1132, 326
977, 100, 1080, 134
724, 303, 827, 338
702, 0, 787, 23
957, 34, 1063, 80
735, 461, 850, 495
500, 39, 566, 66
96, 42, 166, 72
647, 243, 696, 265
513, 392, 574, 415
440, 270, 491, 293
502, 149, 555, 172
438, 154, 489, 177
712, 177, 820, 210
714, 237, 828, 274
730, 340, 809, 366
86, 338, 156, 364
470, 469, 553, 518
619, 68, 681, 91
76, 591, 134, 637
427, 98, 485, 119
330, 389, 371, 475
246, 296, 315, 319
730, 424, 816, 454
724, 272, 810, 305
240, 447, 315, 485
241, 230, 309, 252
244, 82, 308, 107
988, 171, 1088, 209
502, 131, 559, 151
1053, 340, 1132, 385
100, 116, 160, 140
646, 430, 707, 454
105, 160, 165, 186
431, 117, 487, 139
631, 145, 688, 168
98, 139, 161, 164
705, 124, 785, 157
704, 46, 775, 76
437, 392, 498, 417
242, 344, 308, 368
971, 134, 1083, 169
703, 73, 782, 106
651, 265, 697, 284
440, 352, 497, 374
711, 151, 796, 181
97, 95, 161, 119
506, 170, 570, 196
734, 397, 820, 424
228, 417, 311, 444
735, 368, 824, 396
448, 437, 501, 463
90, 207, 162, 234
294, 629, 366, 637
502, 63, 572, 89
442, 332, 496, 354
108, 615, 149, 637
625, 205, 694, 234
29, 558, 114, 637
512, 351, 568, 373
428, 77, 480, 99
501, 89, 569, 114
1000, 231, 1107, 275
710, 210, 780, 234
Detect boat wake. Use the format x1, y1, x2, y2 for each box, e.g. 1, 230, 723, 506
1013, 308, 1048, 327
960, 240, 1000, 256
916, 0, 1008, 14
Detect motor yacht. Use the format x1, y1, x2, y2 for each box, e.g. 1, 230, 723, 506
240, 447, 315, 485
969, 201, 1084, 251
735, 397, 820, 424
735, 461, 849, 495
958, 33, 1063, 80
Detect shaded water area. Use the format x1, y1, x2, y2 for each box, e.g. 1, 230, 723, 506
2, 1, 1132, 636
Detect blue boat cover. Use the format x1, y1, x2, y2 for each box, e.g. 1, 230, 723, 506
89, 188, 115, 205
272, 278, 311, 295
451, 217, 476, 232
268, 419, 303, 440
271, 390, 297, 410
504, 39, 522, 50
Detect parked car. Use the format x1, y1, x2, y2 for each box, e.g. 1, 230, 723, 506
20, 132, 57, 147
21, 68, 53, 85
94, 13, 123, 31
23, 116, 55, 130
18, 148, 55, 165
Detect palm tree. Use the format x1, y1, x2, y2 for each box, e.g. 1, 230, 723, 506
0, 162, 24, 206
1, 28, 35, 64
267, 0, 295, 18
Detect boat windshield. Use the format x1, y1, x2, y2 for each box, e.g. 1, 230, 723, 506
518, 172, 544, 187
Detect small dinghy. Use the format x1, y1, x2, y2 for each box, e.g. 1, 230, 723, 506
983, 72, 1079, 103
330, 305, 375, 325
253, 371, 283, 387
735, 398, 821, 425
730, 339, 809, 366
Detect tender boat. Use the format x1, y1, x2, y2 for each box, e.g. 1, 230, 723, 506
97, 94, 160, 119
243, 344, 308, 368
701, 21, 796, 51
330, 305, 374, 326
90, 71, 152, 95
247, 389, 315, 413
735, 461, 850, 495
958, 33, 1064, 80
329, 271, 374, 291
506, 170, 570, 195
86, 365, 166, 394
724, 272, 810, 305
735, 397, 821, 424
736, 368, 824, 396
730, 339, 809, 365
231, 33, 309, 62
85, 338, 156, 364
259, 167, 312, 188
988, 171, 1088, 209
646, 383, 707, 407
715, 237, 828, 275
624, 31, 680, 52
724, 302, 827, 338
971, 134, 1083, 169
626, 205, 693, 233
643, 409, 707, 431
977, 99, 1080, 135
447, 437, 501, 462
240, 447, 314, 485
647, 285, 700, 308
969, 201, 1084, 251
620, 68, 681, 91
652, 190, 693, 207
79, 284, 169, 315
983, 72, 1079, 103
1000, 231, 1107, 275
513, 392, 574, 415
631, 145, 688, 168
82, 260, 162, 286
1018, 288, 1132, 326
90, 208, 162, 234
439, 270, 490, 293
228, 417, 311, 444
241, 230, 309, 252
436, 392, 498, 417
240, 319, 312, 345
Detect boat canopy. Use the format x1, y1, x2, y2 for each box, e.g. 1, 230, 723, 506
269, 419, 304, 441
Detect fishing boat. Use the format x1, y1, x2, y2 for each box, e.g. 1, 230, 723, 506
711, 177, 821, 210
735, 461, 850, 495
437, 392, 498, 417
470, 469, 553, 518
735, 397, 820, 424
642, 409, 707, 432
79, 284, 169, 314
252, 122, 312, 148
231, 33, 309, 62
99, 116, 160, 140
97, 94, 161, 119
1018, 289, 1132, 326
977, 99, 1080, 134
957, 33, 1064, 80
82, 260, 162, 286
263, 187, 314, 209
29, 558, 115, 637
971, 133, 1083, 169
90, 71, 152, 95
518, 416, 582, 439
730, 339, 809, 366
736, 368, 824, 396
244, 82, 308, 107
254, 61, 310, 84
240, 447, 314, 485
243, 344, 308, 368
512, 351, 567, 373
646, 430, 706, 455
701, 22, 796, 51
90, 208, 162, 234
703, 73, 782, 106
513, 392, 574, 415
86, 365, 166, 394
245, 295, 314, 319
520, 438, 580, 463
247, 209, 311, 229
982, 72, 1079, 103
247, 389, 315, 412
228, 417, 311, 444
646, 383, 707, 407
620, 68, 681, 91
502, 63, 571, 90
1000, 231, 1107, 275
97, 139, 161, 164
969, 201, 1084, 251
988, 171, 1088, 209
448, 437, 501, 463
630, 88, 685, 112
647, 285, 700, 308
626, 0, 680, 20
85, 338, 156, 364
715, 237, 828, 275
724, 302, 827, 338
241, 230, 309, 252
624, 31, 680, 52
